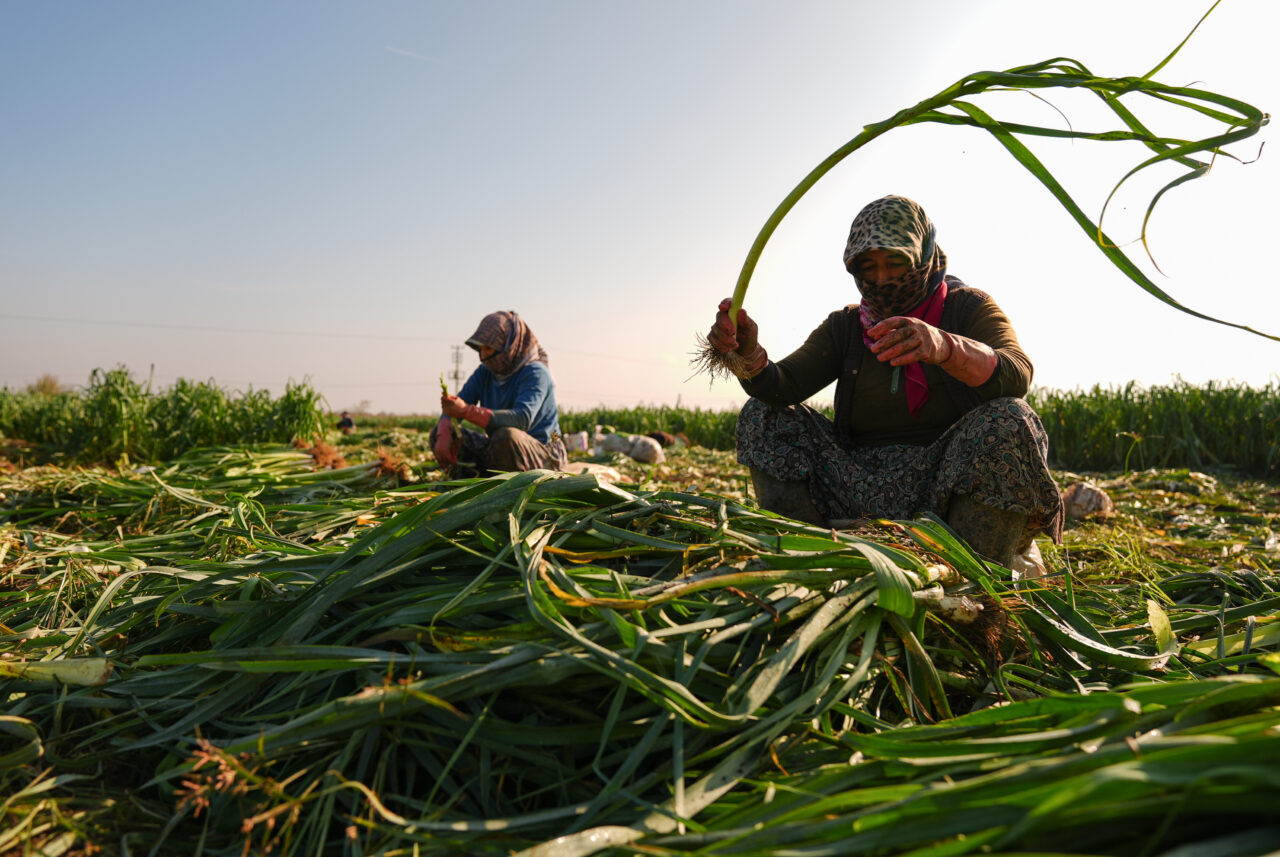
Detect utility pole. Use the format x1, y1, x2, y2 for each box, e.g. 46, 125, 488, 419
450, 345, 464, 392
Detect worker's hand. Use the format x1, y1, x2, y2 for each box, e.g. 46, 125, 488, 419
866, 317, 953, 367
707, 298, 760, 356
434, 418, 459, 467
440, 394, 468, 420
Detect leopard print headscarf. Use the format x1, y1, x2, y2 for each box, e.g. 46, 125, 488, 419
842, 195, 948, 320
465, 311, 549, 381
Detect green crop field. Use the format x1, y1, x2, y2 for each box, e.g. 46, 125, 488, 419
2, 378, 1279, 856
5, 5, 1277, 854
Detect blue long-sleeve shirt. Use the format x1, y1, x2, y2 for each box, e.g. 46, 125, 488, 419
457, 362, 561, 444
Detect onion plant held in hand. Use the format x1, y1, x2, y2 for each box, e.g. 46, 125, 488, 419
693, 2, 1272, 381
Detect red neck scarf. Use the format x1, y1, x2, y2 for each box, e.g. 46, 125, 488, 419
860, 278, 948, 417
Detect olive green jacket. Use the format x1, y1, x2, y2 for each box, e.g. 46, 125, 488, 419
740, 280, 1033, 447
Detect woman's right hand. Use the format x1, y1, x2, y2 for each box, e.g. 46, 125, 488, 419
708, 298, 759, 355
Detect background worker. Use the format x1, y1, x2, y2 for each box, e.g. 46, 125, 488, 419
433, 310, 568, 477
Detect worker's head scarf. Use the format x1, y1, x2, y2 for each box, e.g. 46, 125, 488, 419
466, 311, 549, 381
842, 195, 948, 322
844, 196, 951, 418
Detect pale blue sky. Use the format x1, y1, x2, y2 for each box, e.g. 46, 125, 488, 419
3, 1, 1276, 413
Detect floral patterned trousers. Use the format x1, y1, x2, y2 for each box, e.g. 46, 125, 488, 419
429, 424, 567, 478
736, 396, 1064, 542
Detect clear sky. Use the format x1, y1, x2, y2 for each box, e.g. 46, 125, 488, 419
3, 1, 1276, 414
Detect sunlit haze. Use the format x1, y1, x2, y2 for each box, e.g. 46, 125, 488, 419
3, 1, 1276, 414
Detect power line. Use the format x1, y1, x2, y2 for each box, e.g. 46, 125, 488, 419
1, 313, 449, 344
1, 313, 671, 366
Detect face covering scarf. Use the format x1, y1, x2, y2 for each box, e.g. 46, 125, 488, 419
465, 311, 550, 381
844, 196, 950, 417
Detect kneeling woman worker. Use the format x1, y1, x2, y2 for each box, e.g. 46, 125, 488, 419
706, 195, 1063, 567
433, 311, 568, 477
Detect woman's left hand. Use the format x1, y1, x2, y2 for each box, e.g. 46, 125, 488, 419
866, 318, 951, 366
441, 394, 468, 419
433, 418, 459, 466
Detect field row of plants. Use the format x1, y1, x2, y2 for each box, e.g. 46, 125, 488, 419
560, 380, 1280, 477
1031, 379, 1280, 476
2, 428, 1278, 855
0, 368, 325, 465
4, 370, 1276, 476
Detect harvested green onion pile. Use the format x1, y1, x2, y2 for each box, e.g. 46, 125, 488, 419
2, 446, 1278, 855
